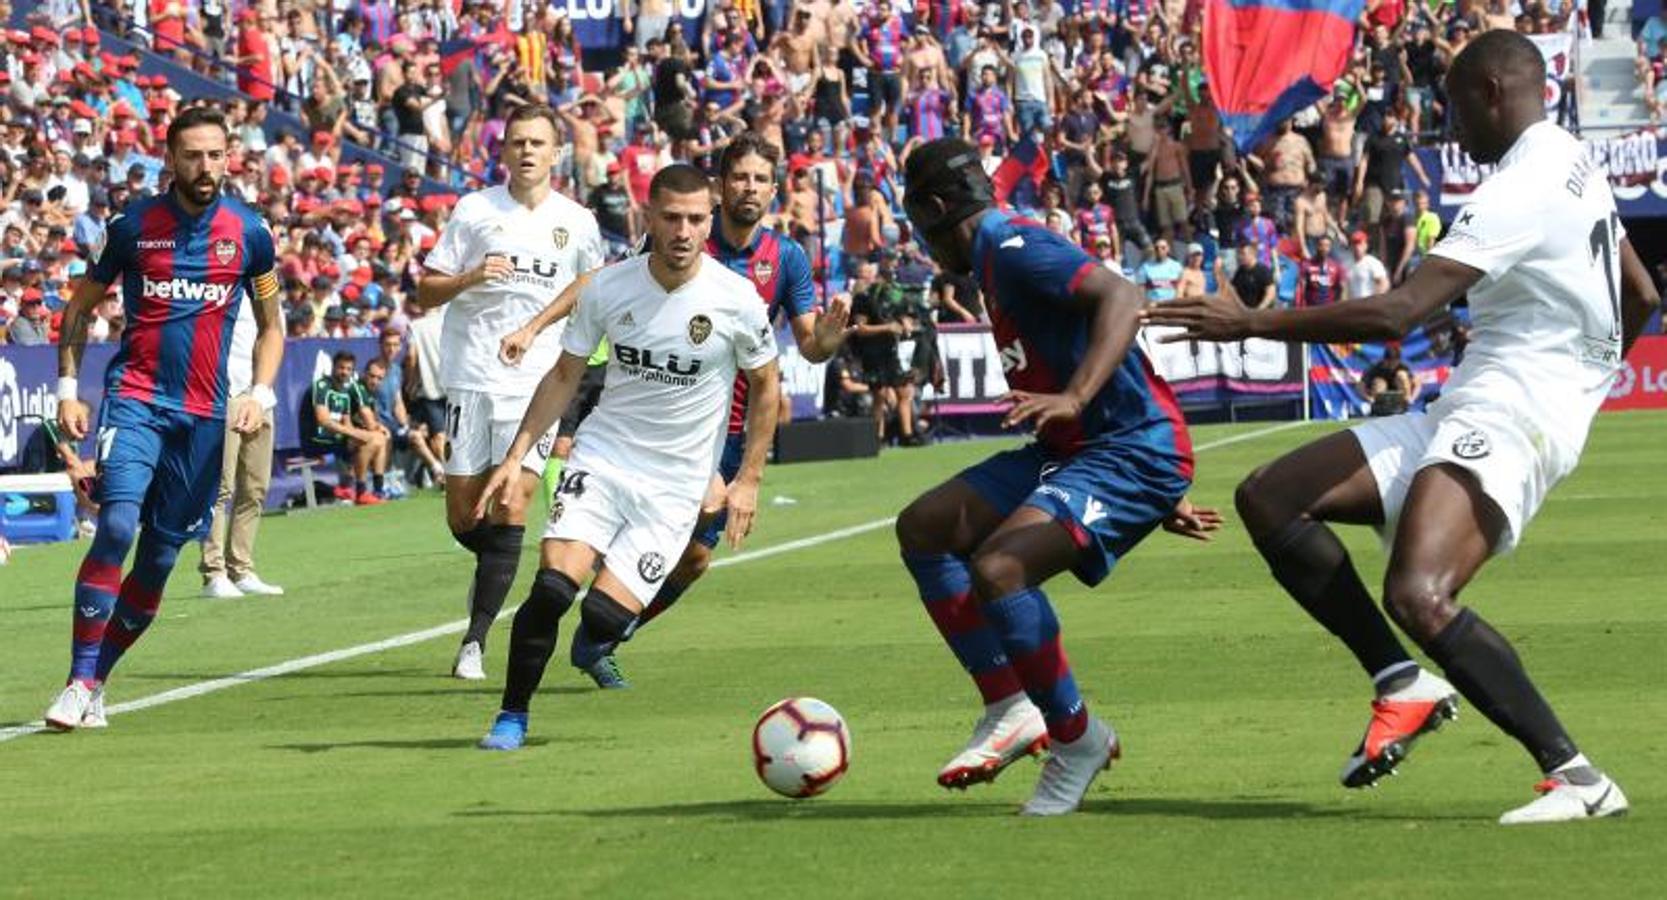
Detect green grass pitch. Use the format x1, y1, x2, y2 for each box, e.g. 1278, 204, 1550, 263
1, 414, 1662, 897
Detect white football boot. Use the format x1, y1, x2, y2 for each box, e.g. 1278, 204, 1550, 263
201, 576, 245, 599
44, 681, 95, 731
1499, 766, 1629, 825
452, 641, 487, 681
234, 573, 285, 596
1020, 716, 1120, 816
937, 694, 1050, 790
79, 685, 108, 729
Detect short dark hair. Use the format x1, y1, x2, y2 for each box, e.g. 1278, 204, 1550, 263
332, 350, 357, 367
718, 131, 780, 180
365, 359, 388, 375
166, 106, 230, 153
504, 102, 561, 138
648, 163, 711, 202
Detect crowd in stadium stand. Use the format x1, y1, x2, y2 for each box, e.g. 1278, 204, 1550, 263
0, 1, 1658, 395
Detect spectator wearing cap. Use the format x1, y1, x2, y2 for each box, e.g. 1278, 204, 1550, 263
1177, 243, 1208, 300
1344, 229, 1390, 301
1136, 237, 1182, 304
343, 69, 381, 148
6, 288, 49, 344
1379, 189, 1419, 285
104, 130, 157, 191
589, 160, 639, 253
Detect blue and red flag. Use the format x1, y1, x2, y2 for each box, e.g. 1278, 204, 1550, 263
1203, 0, 1363, 154
991, 138, 1051, 210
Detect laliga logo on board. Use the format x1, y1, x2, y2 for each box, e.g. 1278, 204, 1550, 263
0, 355, 18, 461
1608, 362, 1667, 399
555, 0, 705, 19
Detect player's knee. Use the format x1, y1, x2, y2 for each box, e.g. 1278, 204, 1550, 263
529, 568, 579, 618
94, 502, 142, 552
895, 498, 942, 554
580, 588, 637, 645
968, 548, 1026, 601
1381, 574, 1457, 642
1234, 465, 1287, 538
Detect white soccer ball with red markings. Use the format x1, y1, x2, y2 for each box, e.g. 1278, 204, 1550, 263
751, 697, 851, 798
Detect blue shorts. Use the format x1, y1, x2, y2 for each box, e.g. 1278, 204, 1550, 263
93, 395, 227, 545
957, 439, 1192, 587
692, 431, 747, 549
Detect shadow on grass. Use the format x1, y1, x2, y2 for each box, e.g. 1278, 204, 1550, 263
270, 736, 559, 753
122, 668, 437, 681
451, 796, 1343, 822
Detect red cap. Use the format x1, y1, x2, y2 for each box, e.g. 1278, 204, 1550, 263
269, 165, 290, 186
341, 283, 362, 301
7, 31, 29, 45
366, 163, 384, 175
295, 196, 318, 214
239, 8, 257, 22
60, 237, 78, 254
70, 100, 95, 118
65, 30, 81, 44
111, 101, 136, 119
82, 27, 98, 46
74, 62, 97, 79
312, 130, 333, 147
22, 287, 43, 301
336, 199, 365, 215
322, 264, 340, 278
30, 27, 57, 46
151, 123, 168, 140
352, 266, 374, 286
1351, 230, 1368, 244
312, 167, 333, 183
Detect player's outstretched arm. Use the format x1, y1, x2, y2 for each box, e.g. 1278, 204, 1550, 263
499, 270, 594, 366
1142, 256, 1482, 345
474, 351, 588, 521
1004, 266, 1143, 431
726, 359, 782, 550
790, 292, 852, 363
1619, 237, 1662, 356
55, 275, 112, 440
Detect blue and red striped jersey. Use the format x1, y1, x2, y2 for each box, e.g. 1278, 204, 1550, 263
707, 226, 816, 435
972, 210, 1193, 473
89, 192, 277, 419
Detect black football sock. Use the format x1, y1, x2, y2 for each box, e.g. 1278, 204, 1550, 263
501, 569, 579, 714
1423, 608, 1579, 773
459, 524, 524, 648
373, 473, 385, 493
1256, 518, 1416, 690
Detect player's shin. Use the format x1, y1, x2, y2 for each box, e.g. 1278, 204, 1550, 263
94, 530, 182, 682
904, 552, 1023, 704
1256, 519, 1418, 694
1422, 608, 1579, 773
456, 523, 526, 649
68, 502, 139, 684
981, 587, 1088, 743
500, 568, 579, 713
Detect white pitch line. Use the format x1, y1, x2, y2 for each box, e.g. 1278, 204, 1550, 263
0, 420, 1310, 743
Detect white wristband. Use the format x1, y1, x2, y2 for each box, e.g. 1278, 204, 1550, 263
250, 384, 277, 413
57, 376, 78, 401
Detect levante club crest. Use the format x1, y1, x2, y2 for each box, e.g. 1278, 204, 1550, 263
213, 239, 237, 265
752, 257, 773, 285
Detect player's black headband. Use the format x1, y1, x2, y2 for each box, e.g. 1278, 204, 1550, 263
904, 146, 994, 239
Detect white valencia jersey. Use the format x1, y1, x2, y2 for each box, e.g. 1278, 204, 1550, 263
564, 254, 778, 500
425, 185, 605, 395
1429, 120, 1626, 452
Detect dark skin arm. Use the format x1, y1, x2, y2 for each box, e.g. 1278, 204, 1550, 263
1141, 254, 1483, 344
1003, 266, 1143, 430
1619, 238, 1661, 356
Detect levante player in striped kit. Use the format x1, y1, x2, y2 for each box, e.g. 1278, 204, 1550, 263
45, 106, 285, 730
895, 138, 1220, 815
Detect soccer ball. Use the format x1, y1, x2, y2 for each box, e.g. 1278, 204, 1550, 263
751, 697, 852, 798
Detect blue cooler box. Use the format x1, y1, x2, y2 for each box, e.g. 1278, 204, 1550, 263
0, 473, 77, 544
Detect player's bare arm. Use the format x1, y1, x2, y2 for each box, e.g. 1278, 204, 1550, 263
499, 270, 594, 366
725, 359, 782, 550
415, 254, 515, 310
475, 350, 588, 520
231, 270, 286, 435
55, 275, 111, 440
1618, 238, 1662, 355
1004, 266, 1143, 430
788, 293, 853, 363
1143, 255, 1483, 344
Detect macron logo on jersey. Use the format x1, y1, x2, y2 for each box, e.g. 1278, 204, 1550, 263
142, 277, 234, 307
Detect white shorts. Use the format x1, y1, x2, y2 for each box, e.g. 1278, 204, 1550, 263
443, 388, 556, 477
1350, 402, 1576, 554
541, 456, 702, 607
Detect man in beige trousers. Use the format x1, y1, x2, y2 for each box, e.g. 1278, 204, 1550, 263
200, 298, 284, 598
